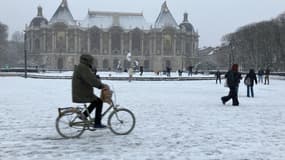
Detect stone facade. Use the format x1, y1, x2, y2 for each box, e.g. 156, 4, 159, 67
25, 0, 199, 71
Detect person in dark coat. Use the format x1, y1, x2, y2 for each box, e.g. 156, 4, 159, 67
139, 66, 144, 76
264, 67, 270, 85
72, 54, 107, 128
244, 69, 258, 97
178, 69, 183, 77
166, 66, 171, 77
221, 64, 242, 106
215, 70, 222, 84
188, 66, 193, 76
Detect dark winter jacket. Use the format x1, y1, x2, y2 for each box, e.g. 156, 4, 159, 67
72, 54, 104, 103
244, 69, 257, 87
225, 70, 242, 88
215, 71, 221, 78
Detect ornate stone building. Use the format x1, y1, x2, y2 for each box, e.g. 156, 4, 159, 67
25, 0, 199, 71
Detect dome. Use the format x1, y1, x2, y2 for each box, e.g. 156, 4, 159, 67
30, 17, 48, 27
179, 13, 194, 32
179, 22, 194, 32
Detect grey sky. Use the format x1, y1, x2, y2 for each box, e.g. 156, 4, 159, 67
1, 0, 285, 47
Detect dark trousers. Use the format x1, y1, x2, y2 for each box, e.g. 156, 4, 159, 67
247, 86, 254, 97
222, 87, 239, 106
216, 77, 221, 84
83, 99, 103, 125
264, 76, 269, 85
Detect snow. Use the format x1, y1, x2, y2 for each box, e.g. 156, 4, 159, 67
0, 73, 285, 160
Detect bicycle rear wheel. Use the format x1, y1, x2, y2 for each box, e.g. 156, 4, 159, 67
56, 110, 85, 138
108, 108, 136, 135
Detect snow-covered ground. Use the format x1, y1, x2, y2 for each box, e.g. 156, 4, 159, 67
0, 74, 285, 160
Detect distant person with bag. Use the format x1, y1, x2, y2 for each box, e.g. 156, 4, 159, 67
244, 69, 257, 97
221, 64, 242, 106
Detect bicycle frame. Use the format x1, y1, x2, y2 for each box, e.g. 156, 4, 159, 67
72, 100, 119, 129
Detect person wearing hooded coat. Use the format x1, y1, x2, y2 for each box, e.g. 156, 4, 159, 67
221, 64, 242, 106
72, 54, 107, 128
244, 69, 258, 97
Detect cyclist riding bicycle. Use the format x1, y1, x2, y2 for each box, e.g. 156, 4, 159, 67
72, 54, 108, 128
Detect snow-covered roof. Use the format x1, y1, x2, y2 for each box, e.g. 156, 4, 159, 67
154, 2, 178, 29
79, 11, 151, 30
49, 0, 76, 25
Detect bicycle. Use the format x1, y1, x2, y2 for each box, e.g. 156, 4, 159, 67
55, 87, 136, 138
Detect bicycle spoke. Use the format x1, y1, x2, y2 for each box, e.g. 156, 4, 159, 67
56, 110, 85, 138
108, 108, 135, 135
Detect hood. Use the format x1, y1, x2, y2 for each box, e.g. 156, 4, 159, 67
80, 54, 94, 67
231, 64, 238, 72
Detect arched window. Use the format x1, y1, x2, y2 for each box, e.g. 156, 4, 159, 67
163, 28, 175, 55
165, 60, 171, 69
46, 31, 52, 52
103, 59, 109, 70
34, 39, 40, 50
132, 28, 141, 56
68, 30, 75, 52
144, 60, 150, 71
56, 31, 66, 52
113, 59, 120, 70
57, 57, 64, 70
110, 27, 122, 54
90, 27, 101, 54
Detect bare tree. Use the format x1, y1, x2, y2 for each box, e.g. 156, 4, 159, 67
6, 31, 24, 66
0, 22, 8, 67
221, 19, 285, 71
11, 31, 24, 43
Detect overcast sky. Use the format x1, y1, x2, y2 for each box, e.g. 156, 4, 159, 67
1, 0, 285, 47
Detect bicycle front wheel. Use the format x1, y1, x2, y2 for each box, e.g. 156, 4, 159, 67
56, 110, 85, 138
108, 108, 136, 135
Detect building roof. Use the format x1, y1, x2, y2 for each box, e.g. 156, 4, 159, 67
154, 2, 178, 29
79, 11, 151, 30
276, 12, 285, 22
49, 0, 76, 25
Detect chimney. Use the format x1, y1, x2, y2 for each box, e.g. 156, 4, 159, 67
37, 6, 43, 17
183, 13, 189, 22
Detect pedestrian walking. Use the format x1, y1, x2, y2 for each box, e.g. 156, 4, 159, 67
178, 69, 183, 77
264, 67, 270, 85
221, 64, 242, 106
257, 68, 264, 84
139, 66, 144, 76
215, 70, 222, 84
188, 66, 193, 76
128, 67, 134, 82
244, 69, 258, 97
